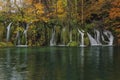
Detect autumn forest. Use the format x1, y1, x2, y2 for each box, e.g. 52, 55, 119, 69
0, 0, 120, 47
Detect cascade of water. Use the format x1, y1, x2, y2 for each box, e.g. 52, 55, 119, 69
16, 23, 31, 47
6, 22, 12, 42
50, 27, 56, 46
78, 29, 85, 47
70, 31, 72, 42
94, 29, 101, 45
87, 33, 99, 46
103, 30, 114, 45
23, 23, 30, 45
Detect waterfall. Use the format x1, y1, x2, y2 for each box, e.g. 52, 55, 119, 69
62, 27, 66, 45
70, 31, 72, 42
23, 23, 30, 45
87, 29, 102, 46
102, 30, 114, 45
50, 27, 56, 46
87, 30, 114, 46
6, 22, 12, 42
94, 29, 101, 45
16, 23, 31, 47
87, 33, 98, 46
78, 29, 85, 47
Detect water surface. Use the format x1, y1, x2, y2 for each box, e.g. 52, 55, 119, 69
0, 46, 120, 80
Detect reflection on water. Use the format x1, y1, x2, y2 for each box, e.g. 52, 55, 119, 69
0, 48, 28, 80
0, 46, 119, 80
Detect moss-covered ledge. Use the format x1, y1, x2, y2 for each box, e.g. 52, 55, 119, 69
0, 42, 14, 47
67, 41, 78, 47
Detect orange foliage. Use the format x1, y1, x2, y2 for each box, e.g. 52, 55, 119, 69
109, 0, 120, 19
20, 0, 48, 22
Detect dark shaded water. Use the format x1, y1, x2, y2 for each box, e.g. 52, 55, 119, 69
0, 46, 120, 80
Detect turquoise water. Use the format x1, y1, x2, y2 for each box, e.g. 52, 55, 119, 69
0, 46, 120, 80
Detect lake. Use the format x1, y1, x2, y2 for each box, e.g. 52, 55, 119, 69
0, 46, 120, 80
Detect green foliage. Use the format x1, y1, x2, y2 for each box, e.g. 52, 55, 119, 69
85, 23, 95, 31
0, 16, 6, 21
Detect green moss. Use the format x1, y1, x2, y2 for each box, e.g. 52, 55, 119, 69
0, 42, 14, 47
67, 41, 78, 47
84, 37, 90, 46
7, 42, 14, 47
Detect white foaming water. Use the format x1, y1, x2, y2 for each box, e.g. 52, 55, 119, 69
78, 29, 85, 47
6, 22, 12, 42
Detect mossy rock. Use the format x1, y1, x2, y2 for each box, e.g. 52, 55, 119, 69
0, 42, 7, 46
84, 37, 90, 46
0, 42, 14, 47
7, 42, 14, 47
67, 41, 78, 47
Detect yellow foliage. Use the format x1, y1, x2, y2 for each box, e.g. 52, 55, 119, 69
34, 3, 44, 15
13, 27, 24, 34
98, 0, 105, 4
41, 17, 49, 22
36, 10, 44, 14
57, 8, 64, 14
53, 0, 66, 20
24, 0, 32, 5
56, 0, 65, 14
26, 7, 34, 13
17, 27, 24, 31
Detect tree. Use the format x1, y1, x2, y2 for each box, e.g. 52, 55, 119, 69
109, 0, 120, 44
